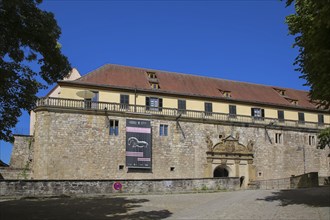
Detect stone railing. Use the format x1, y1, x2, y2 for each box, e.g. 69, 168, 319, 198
35, 97, 328, 130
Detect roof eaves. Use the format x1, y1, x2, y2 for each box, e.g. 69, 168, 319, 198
58, 81, 328, 113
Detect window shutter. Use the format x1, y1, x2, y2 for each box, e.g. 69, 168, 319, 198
146, 97, 150, 110
159, 98, 163, 111
261, 109, 265, 118
251, 108, 254, 116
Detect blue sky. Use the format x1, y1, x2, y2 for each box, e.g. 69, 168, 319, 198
0, 0, 304, 163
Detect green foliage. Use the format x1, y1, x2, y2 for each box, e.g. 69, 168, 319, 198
285, 0, 330, 109
0, 0, 71, 142
318, 127, 330, 149
285, 0, 330, 148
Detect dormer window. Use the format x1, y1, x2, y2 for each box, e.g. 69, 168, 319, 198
151, 83, 160, 89
147, 71, 157, 79
273, 88, 286, 96
291, 100, 298, 105
218, 89, 231, 98
285, 98, 298, 105
146, 71, 160, 89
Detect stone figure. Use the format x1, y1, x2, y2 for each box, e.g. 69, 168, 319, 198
236, 132, 240, 140
206, 135, 213, 151
247, 140, 254, 152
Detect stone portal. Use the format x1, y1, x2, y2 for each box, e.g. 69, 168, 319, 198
206, 135, 255, 188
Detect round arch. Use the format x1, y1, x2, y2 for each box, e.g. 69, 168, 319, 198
213, 165, 231, 177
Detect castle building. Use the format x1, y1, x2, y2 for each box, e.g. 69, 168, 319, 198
4, 64, 330, 187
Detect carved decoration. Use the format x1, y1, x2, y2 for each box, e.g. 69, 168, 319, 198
205, 135, 213, 151
211, 135, 253, 154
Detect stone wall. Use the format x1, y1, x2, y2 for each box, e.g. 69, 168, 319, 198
251, 172, 321, 189
18, 110, 330, 181
0, 168, 32, 180
10, 135, 33, 169
319, 176, 330, 186
250, 178, 291, 190
0, 177, 240, 197
290, 172, 319, 188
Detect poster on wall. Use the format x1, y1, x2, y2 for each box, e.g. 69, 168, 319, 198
126, 119, 152, 169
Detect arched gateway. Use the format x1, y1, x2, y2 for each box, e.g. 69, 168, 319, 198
205, 135, 256, 187
213, 166, 229, 177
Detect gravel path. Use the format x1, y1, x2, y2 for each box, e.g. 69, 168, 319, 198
125, 187, 330, 220
1, 187, 329, 220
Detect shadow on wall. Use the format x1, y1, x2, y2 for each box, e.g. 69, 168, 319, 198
256, 187, 330, 207
0, 196, 173, 220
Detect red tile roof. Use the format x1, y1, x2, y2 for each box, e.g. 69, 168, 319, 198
72, 64, 322, 111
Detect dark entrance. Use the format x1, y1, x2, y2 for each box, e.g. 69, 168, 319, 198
213, 167, 229, 177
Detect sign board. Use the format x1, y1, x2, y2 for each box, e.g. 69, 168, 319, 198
126, 119, 152, 169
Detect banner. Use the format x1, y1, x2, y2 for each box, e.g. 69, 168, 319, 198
126, 119, 152, 169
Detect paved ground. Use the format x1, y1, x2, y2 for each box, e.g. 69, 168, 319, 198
0, 187, 329, 220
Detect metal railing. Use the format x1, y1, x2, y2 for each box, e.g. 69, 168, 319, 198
35, 97, 329, 129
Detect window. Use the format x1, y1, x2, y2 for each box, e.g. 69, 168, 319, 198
92, 91, 99, 102
151, 83, 159, 89
146, 97, 163, 111
178, 99, 186, 114
84, 91, 98, 109
218, 89, 231, 98
298, 112, 305, 124
120, 94, 129, 109
205, 102, 213, 116
286, 98, 298, 105
229, 105, 237, 118
224, 92, 231, 97
278, 110, 284, 122
147, 71, 156, 79
275, 133, 283, 144
84, 98, 92, 109
318, 114, 324, 125
273, 88, 286, 96
251, 108, 264, 120
109, 120, 119, 136
308, 135, 316, 145
291, 100, 298, 105
160, 124, 168, 136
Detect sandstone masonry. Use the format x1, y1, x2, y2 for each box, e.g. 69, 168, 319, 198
7, 108, 328, 186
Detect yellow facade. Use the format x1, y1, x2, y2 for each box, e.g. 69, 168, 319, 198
57, 86, 329, 124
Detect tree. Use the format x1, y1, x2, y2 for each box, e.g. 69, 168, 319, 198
318, 128, 330, 149
0, 0, 71, 142
285, 0, 330, 149
285, 0, 330, 108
